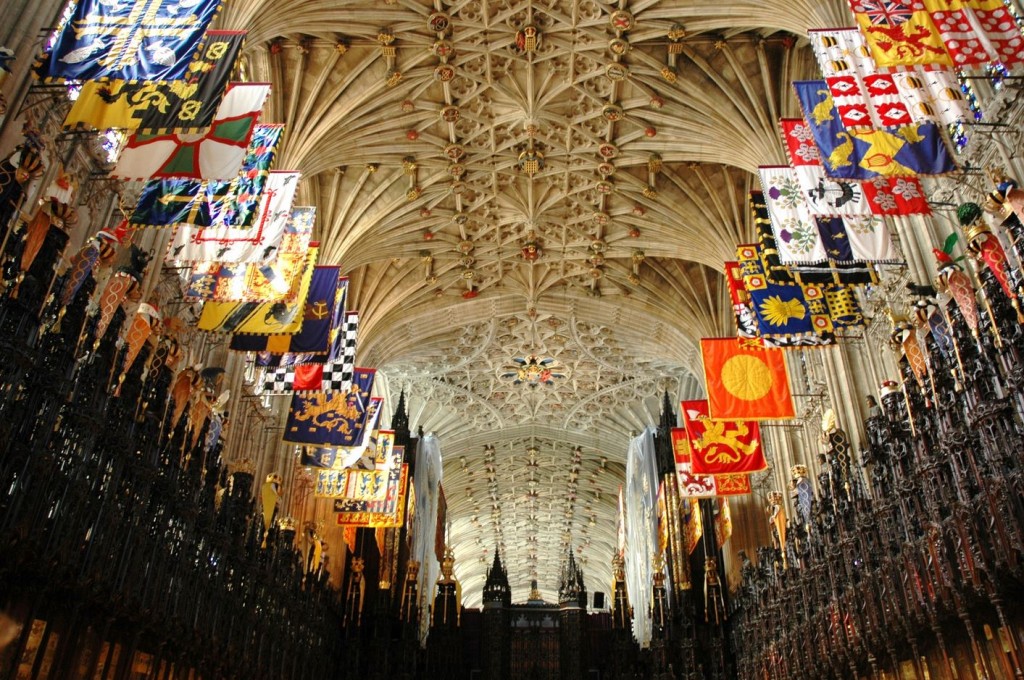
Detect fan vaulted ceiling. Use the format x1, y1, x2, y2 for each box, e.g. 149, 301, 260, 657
218, 0, 846, 607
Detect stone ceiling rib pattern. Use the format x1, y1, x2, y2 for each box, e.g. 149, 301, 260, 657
221, 0, 830, 604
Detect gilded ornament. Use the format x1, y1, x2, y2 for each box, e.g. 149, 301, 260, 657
433, 40, 455, 60
605, 63, 628, 81
610, 10, 634, 32
513, 25, 541, 54
667, 23, 687, 41
521, 232, 542, 262
428, 12, 451, 34
440, 105, 460, 123
518, 148, 545, 176
444, 143, 465, 161
602, 104, 624, 122
434, 64, 455, 82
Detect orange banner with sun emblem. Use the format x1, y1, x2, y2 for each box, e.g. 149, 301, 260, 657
682, 400, 767, 475
701, 338, 795, 420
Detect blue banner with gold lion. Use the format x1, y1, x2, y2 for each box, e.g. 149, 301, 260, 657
283, 368, 376, 446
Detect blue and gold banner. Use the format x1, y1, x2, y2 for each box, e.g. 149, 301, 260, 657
196, 245, 318, 334
335, 465, 409, 528
131, 123, 283, 228
230, 269, 345, 356
792, 80, 956, 180
284, 368, 377, 447
327, 277, 352, 362
63, 31, 245, 133
737, 243, 836, 347
37, 0, 223, 83
302, 446, 338, 469
315, 431, 400, 502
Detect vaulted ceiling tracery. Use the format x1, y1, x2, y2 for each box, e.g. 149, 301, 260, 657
216, 0, 838, 605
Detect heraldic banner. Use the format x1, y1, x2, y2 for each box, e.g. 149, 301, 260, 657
63, 30, 246, 133
196, 244, 318, 334
681, 400, 767, 475
284, 368, 377, 446
701, 338, 796, 421
671, 427, 752, 498
37, 0, 224, 82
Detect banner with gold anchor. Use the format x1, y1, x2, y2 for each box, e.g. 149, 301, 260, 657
229, 267, 344, 354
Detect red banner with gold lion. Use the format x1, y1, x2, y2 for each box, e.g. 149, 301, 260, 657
682, 400, 767, 475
